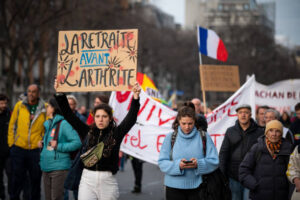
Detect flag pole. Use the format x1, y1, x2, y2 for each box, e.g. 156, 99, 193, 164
197, 26, 207, 115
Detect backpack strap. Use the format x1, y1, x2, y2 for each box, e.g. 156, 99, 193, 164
53, 119, 63, 160
169, 129, 178, 160
199, 129, 207, 156
53, 120, 63, 142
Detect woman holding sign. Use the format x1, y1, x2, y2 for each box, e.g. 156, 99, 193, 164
158, 103, 219, 200
54, 80, 141, 200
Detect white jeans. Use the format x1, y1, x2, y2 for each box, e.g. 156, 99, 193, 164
78, 169, 119, 200
291, 188, 300, 200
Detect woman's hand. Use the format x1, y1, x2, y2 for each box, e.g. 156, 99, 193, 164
50, 140, 57, 149
179, 158, 198, 169
132, 82, 141, 99
54, 77, 58, 90
294, 177, 300, 192
190, 158, 198, 168
37, 140, 43, 148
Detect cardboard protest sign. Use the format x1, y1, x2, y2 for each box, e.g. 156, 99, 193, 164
200, 65, 240, 92
56, 29, 138, 92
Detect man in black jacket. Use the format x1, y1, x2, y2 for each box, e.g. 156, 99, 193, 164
219, 104, 264, 200
0, 94, 10, 200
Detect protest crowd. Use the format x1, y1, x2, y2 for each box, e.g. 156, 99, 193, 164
2, 0, 300, 199
0, 80, 299, 200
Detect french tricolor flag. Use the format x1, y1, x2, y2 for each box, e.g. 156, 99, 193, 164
197, 26, 228, 62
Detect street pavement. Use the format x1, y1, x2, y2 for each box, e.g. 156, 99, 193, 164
3, 160, 165, 200
116, 160, 165, 200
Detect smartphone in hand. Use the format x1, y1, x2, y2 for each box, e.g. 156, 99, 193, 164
183, 160, 193, 164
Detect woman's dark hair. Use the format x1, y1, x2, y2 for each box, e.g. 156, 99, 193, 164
172, 102, 196, 130
91, 103, 116, 130
0, 94, 8, 101
172, 101, 208, 131
88, 104, 116, 149
49, 98, 62, 116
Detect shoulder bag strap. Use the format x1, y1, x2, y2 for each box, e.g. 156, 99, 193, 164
53, 120, 63, 142
53, 119, 63, 160
199, 129, 207, 157
169, 129, 178, 161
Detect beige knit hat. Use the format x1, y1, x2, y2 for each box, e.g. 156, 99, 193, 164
265, 120, 283, 135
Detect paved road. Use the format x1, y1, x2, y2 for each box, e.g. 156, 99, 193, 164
116, 160, 165, 200
3, 160, 165, 200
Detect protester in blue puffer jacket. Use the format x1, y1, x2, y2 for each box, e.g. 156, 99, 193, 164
39, 98, 81, 200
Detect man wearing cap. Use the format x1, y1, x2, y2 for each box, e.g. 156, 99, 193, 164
219, 104, 264, 200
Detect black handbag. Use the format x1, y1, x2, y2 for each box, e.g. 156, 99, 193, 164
64, 136, 88, 191
198, 130, 231, 200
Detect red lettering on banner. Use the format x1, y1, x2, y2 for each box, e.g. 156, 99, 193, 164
256, 90, 285, 99
138, 98, 150, 116
158, 109, 176, 126
227, 108, 236, 117
287, 92, 296, 99
156, 134, 166, 152
228, 94, 239, 117
146, 105, 156, 121
116, 91, 131, 103
130, 130, 147, 149
207, 92, 241, 125
210, 133, 225, 146
124, 133, 130, 143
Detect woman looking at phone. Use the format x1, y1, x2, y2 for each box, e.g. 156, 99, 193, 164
158, 103, 219, 200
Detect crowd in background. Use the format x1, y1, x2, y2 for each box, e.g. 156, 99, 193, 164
0, 84, 300, 200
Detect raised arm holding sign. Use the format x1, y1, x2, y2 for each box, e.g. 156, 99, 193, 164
56, 29, 138, 92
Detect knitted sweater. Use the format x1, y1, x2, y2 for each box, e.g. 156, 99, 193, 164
158, 127, 219, 189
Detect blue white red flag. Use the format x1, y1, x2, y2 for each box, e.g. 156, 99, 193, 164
197, 26, 228, 62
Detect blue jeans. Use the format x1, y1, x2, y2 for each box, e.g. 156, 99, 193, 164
229, 178, 249, 200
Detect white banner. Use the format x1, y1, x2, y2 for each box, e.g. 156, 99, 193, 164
255, 79, 300, 113
109, 75, 256, 164
109, 90, 177, 164
206, 75, 255, 152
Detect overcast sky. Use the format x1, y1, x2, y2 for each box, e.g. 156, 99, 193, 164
150, 0, 300, 46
